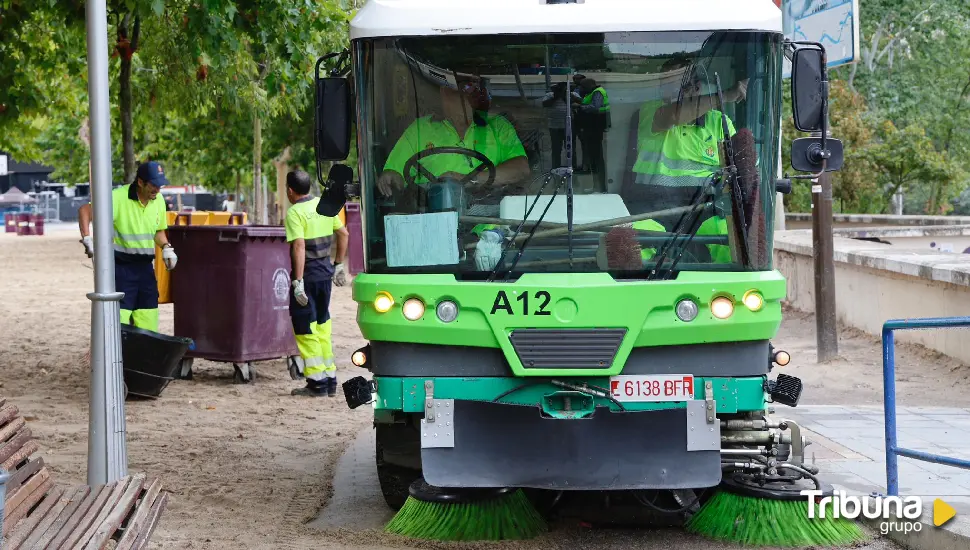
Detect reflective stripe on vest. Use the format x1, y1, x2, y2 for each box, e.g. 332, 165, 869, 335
582, 87, 610, 113
633, 101, 733, 186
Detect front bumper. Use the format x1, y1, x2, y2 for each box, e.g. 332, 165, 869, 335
372, 376, 768, 490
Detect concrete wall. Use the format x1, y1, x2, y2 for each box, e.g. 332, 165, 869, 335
774, 229, 970, 364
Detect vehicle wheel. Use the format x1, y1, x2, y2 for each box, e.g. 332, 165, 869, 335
233, 362, 256, 384
177, 358, 194, 380
287, 356, 304, 380
376, 423, 421, 511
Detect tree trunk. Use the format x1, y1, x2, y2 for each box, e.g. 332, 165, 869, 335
253, 114, 263, 224
118, 14, 140, 185
513, 65, 526, 100
235, 171, 242, 215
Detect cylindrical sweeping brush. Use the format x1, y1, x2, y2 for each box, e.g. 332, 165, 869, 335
384, 478, 547, 541
598, 226, 643, 270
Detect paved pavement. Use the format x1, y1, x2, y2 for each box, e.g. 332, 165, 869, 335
776, 405, 970, 511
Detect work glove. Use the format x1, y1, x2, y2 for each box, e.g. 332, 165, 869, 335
475, 230, 505, 271
80, 235, 94, 258
162, 245, 178, 270
334, 262, 348, 287
292, 279, 309, 307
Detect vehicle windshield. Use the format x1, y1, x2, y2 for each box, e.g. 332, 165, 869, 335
353, 31, 782, 279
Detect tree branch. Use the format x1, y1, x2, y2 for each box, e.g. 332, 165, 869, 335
131, 13, 141, 53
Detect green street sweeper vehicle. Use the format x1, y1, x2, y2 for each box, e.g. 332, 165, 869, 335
314, 0, 847, 531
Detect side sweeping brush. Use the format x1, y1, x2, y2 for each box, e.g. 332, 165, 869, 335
685, 475, 870, 547
384, 478, 547, 542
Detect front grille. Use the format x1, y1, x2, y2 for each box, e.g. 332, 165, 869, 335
509, 328, 627, 369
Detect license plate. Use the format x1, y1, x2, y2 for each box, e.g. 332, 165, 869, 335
609, 375, 695, 402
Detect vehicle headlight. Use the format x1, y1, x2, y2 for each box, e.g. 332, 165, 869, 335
436, 300, 459, 323
374, 291, 394, 313
711, 296, 735, 319
402, 298, 425, 321
675, 299, 699, 322
743, 290, 764, 312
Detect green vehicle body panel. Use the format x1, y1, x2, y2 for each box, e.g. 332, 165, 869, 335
353, 270, 785, 378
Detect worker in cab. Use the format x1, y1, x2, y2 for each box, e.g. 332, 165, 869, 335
573, 77, 610, 188
376, 65, 531, 206
284, 170, 350, 398
78, 161, 176, 333
630, 55, 747, 213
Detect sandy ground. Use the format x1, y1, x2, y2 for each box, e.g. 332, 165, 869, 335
2, 227, 966, 549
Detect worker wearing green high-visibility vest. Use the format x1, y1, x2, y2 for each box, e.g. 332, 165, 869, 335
631, 55, 747, 211
377, 69, 531, 205
77, 161, 177, 333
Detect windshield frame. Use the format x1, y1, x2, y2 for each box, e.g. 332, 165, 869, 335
351, 30, 783, 280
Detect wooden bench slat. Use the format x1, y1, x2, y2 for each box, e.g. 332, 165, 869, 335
0, 416, 26, 447
2, 466, 51, 534
1, 440, 39, 473
83, 474, 146, 550
130, 491, 168, 550
2, 486, 64, 550
0, 404, 19, 432
28, 484, 94, 550
4, 457, 42, 496
0, 429, 32, 465
60, 480, 126, 550
17, 485, 89, 550
47, 483, 112, 550
75, 475, 137, 550
3, 467, 50, 529
113, 478, 163, 550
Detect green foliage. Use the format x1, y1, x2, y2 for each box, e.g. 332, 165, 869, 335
782, 0, 970, 215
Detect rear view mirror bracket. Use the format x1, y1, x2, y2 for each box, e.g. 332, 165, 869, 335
786, 40, 843, 178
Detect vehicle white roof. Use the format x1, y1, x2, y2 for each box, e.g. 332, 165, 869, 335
350, 0, 782, 40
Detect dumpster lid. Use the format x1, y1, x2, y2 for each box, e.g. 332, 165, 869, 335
168, 224, 286, 238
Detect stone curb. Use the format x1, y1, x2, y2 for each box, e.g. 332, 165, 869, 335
857, 512, 970, 550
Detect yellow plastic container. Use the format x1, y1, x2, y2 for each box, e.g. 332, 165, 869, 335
156, 210, 248, 304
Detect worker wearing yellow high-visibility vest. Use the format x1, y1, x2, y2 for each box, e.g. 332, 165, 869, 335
285, 170, 349, 397
77, 161, 177, 332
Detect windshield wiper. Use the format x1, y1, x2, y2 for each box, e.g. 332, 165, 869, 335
485, 171, 565, 282
565, 76, 575, 267
714, 71, 751, 266
645, 171, 720, 280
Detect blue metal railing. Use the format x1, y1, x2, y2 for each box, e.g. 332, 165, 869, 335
883, 316, 970, 495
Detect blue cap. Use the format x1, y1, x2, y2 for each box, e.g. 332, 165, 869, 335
136, 161, 170, 187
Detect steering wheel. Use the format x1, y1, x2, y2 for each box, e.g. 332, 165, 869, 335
401, 146, 496, 188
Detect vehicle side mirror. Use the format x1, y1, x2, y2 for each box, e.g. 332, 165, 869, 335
317, 164, 353, 217
790, 47, 824, 133
791, 136, 844, 173
315, 76, 351, 161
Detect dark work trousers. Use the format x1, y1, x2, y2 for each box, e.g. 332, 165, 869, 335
116, 260, 159, 332
289, 278, 335, 391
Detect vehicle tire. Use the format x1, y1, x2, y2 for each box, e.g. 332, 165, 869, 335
375, 422, 421, 511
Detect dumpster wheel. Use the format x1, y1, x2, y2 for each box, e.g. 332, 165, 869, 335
177, 358, 194, 381
287, 356, 304, 380
233, 362, 256, 384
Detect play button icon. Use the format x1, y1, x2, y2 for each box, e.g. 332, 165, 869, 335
934, 499, 957, 527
